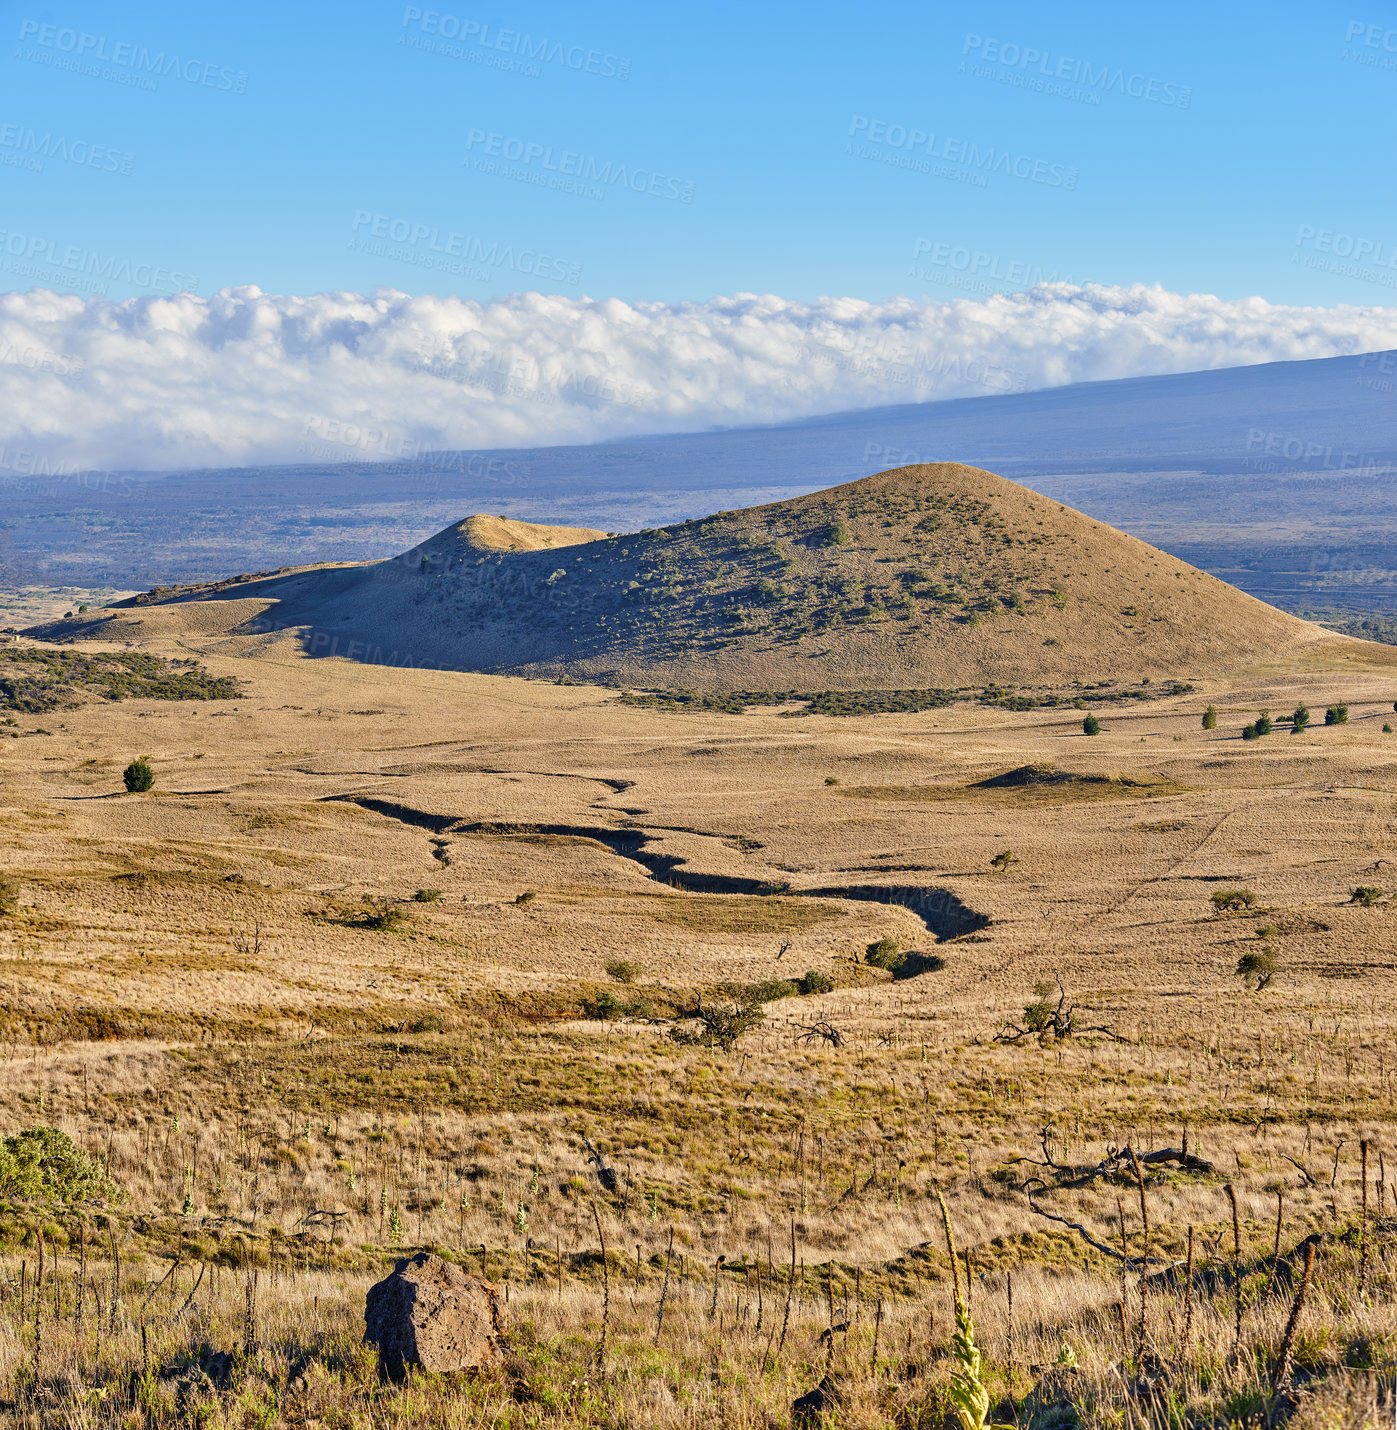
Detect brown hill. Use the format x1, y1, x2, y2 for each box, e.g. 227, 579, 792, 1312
40, 464, 1332, 690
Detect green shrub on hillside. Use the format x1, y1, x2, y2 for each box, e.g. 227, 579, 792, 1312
0, 1127, 118, 1202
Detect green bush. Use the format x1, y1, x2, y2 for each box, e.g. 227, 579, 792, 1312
1325, 704, 1349, 726
1082, 714, 1101, 736
515, 890, 537, 906
798, 970, 834, 995
1255, 711, 1273, 736
0, 877, 17, 917
604, 958, 639, 984
412, 888, 442, 902
122, 757, 154, 793
0, 1127, 117, 1202
1291, 704, 1310, 732
1236, 947, 1281, 990
1211, 888, 1258, 912
1350, 886, 1384, 907
866, 937, 904, 971
1202, 705, 1217, 729
582, 989, 622, 1020
1241, 724, 1258, 741
823, 518, 852, 547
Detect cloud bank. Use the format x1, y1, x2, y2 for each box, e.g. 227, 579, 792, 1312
1, 282, 1395, 473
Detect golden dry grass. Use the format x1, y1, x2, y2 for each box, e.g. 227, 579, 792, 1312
0, 627, 1396, 1424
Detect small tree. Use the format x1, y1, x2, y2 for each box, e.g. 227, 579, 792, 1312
1082, 714, 1101, 736
1324, 704, 1349, 726
1236, 946, 1280, 990
1241, 724, 1258, 741
1202, 705, 1218, 730
1291, 704, 1309, 733
798, 970, 834, 995
990, 850, 1019, 874
865, 936, 903, 971
669, 994, 765, 1050
1255, 710, 1273, 736
122, 758, 154, 793
1211, 888, 1258, 912
604, 958, 638, 984
1350, 886, 1384, 908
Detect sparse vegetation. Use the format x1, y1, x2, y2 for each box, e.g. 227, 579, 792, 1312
1211, 888, 1258, 912
122, 756, 155, 792
0, 646, 242, 713
0, 876, 17, 917
1236, 945, 1281, 990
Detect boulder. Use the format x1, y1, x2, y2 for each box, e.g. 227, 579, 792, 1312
364, 1253, 507, 1380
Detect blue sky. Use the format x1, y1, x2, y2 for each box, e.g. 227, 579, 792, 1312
4, 0, 1394, 306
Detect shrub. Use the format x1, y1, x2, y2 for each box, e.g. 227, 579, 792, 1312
122, 757, 154, 793
669, 996, 765, 1050
823, 518, 852, 547
739, 978, 800, 1004
1241, 724, 1258, 741
1292, 704, 1310, 732
1255, 710, 1273, 736
604, 958, 639, 984
1350, 886, 1384, 907
1325, 704, 1349, 725
1236, 946, 1281, 990
0, 877, 17, 917
866, 937, 904, 971
1082, 714, 1101, 736
798, 970, 834, 995
1202, 705, 1218, 729
412, 888, 442, 902
990, 850, 1019, 873
1212, 888, 1258, 912
1386, 723, 1394, 734
359, 896, 408, 930
0, 1127, 117, 1202
582, 989, 622, 1021
515, 890, 537, 906
824, 776, 840, 786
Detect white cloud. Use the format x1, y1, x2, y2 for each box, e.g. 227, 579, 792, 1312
0, 281, 1394, 472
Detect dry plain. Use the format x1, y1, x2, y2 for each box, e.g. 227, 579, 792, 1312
1, 616, 1397, 1427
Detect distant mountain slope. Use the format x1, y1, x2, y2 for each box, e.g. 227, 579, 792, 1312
4, 350, 1393, 599
63, 464, 1326, 692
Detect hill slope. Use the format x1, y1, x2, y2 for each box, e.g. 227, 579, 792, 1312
59, 464, 1329, 691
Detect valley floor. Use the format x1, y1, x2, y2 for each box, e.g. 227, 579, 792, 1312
1, 632, 1396, 1426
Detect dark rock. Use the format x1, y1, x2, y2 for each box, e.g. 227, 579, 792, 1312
364, 1252, 507, 1380
792, 1374, 844, 1426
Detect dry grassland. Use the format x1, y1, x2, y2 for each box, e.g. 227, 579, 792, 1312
0, 632, 1396, 1427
